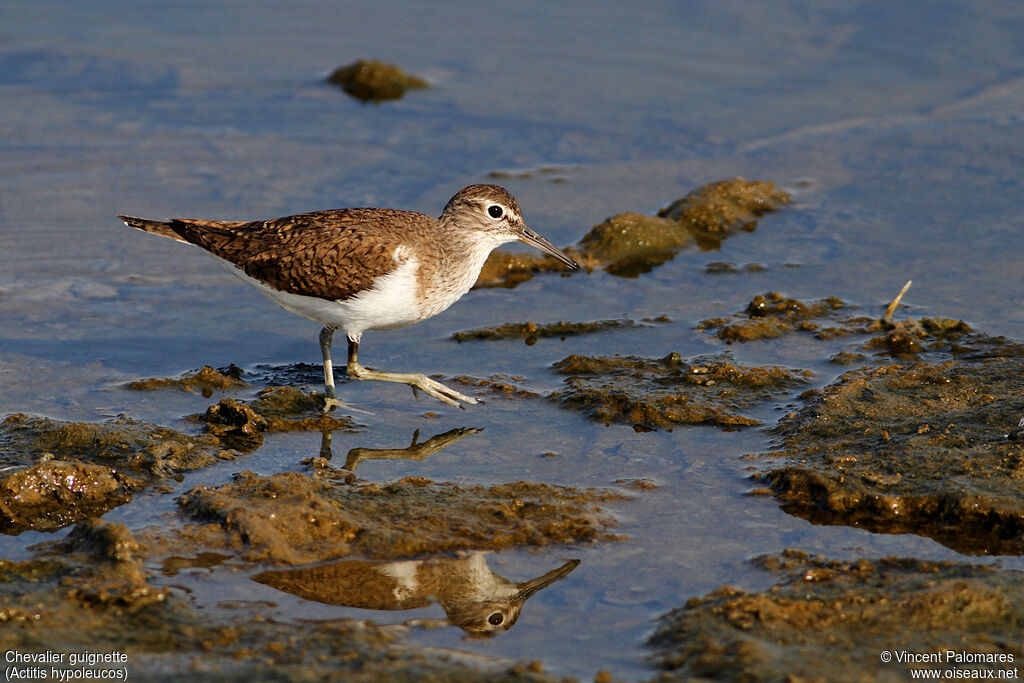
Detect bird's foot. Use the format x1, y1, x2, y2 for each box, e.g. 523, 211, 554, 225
348, 364, 478, 408
322, 395, 347, 413
407, 375, 479, 409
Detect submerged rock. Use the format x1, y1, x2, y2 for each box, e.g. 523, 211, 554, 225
551, 352, 811, 429
649, 549, 1024, 682
754, 330, 1024, 554
327, 59, 428, 102
475, 178, 790, 287
172, 471, 625, 565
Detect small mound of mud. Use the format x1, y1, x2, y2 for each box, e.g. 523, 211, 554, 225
649, 549, 1024, 681
327, 59, 428, 102
172, 471, 625, 565
125, 365, 247, 397
753, 329, 1024, 554
697, 292, 863, 342
862, 316, 975, 357
197, 387, 359, 443
475, 178, 790, 287
551, 352, 811, 429
453, 316, 670, 344
447, 375, 540, 399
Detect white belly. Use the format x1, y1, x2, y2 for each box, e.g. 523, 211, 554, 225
206, 252, 425, 340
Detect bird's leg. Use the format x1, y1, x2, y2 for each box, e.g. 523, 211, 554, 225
345, 338, 478, 408
319, 327, 345, 412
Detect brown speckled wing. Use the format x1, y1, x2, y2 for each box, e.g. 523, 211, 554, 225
168, 209, 424, 301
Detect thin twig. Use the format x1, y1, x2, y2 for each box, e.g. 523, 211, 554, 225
881, 280, 912, 324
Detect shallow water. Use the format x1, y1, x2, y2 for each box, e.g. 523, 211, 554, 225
2, 1, 1023, 679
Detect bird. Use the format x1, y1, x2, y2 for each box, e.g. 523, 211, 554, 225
119, 184, 580, 410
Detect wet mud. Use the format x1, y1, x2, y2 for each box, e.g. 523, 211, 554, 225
752, 324, 1024, 554
125, 365, 247, 398
165, 471, 625, 565
1, 413, 238, 482
452, 316, 671, 344
327, 59, 429, 102
475, 178, 790, 287
0, 461, 133, 534
2, 520, 564, 681
551, 352, 811, 429
649, 549, 1024, 682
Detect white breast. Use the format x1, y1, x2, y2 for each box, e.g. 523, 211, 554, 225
205, 251, 425, 341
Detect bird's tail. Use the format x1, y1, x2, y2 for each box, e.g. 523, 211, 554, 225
118, 215, 189, 243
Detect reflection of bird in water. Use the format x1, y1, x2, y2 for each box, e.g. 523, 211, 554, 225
253, 552, 579, 636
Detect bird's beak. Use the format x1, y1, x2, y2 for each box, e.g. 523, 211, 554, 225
514, 559, 581, 600
517, 226, 581, 271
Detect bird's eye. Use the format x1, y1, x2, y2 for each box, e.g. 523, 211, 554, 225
487, 612, 503, 626
487, 205, 503, 219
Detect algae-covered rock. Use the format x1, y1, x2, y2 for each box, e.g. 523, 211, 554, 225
475, 178, 791, 287
327, 59, 428, 102
0, 461, 134, 534
650, 549, 1024, 682
125, 365, 247, 397
754, 331, 1024, 554
0, 413, 236, 482
658, 177, 790, 236
576, 212, 689, 276
174, 471, 625, 565
552, 352, 811, 429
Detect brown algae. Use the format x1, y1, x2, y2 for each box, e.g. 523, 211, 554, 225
551, 352, 811, 428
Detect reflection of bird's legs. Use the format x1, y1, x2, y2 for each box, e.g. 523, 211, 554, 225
345, 338, 477, 408
344, 427, 482, 471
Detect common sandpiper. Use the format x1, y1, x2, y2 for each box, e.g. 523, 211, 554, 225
119, 184, 580, 410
